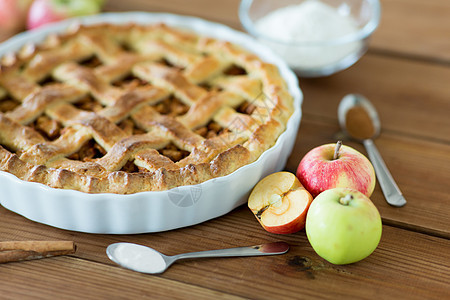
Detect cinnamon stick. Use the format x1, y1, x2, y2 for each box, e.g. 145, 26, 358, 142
0, 241, 76, 264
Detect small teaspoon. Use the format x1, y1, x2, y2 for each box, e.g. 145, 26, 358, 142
338, 94, 406, 207
107, 241, 289, 274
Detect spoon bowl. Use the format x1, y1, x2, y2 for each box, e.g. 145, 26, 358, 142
107, 243, 169, 274
338, 94, 381, 139
107, 241, 289, 274
338, 94, 406, 207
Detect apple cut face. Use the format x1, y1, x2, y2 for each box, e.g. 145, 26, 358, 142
259, 188, 313, 234
248, 172, 301, 210
248, 172, 313, 234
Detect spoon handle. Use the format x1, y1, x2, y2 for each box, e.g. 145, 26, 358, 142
171, 241, 289, 261
363, 139, 407, 207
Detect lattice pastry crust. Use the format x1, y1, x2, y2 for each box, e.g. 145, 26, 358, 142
0, 23, 294, 194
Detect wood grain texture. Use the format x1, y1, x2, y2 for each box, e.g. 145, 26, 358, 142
104, 0, 242, 29
372, 0, 450, 62
0, 256, 244, 300
0, 206, 449, 300
1, 0, 449, 299
298, 54, 450, 143
286, 116, 450, 238
104, 0, 450, 62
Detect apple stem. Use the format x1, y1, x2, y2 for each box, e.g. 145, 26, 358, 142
339, 194, 353, 205
333, 141, 343, 160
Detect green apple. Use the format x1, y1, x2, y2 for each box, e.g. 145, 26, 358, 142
305, 188, 382, 265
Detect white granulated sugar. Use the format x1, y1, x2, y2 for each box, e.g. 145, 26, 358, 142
255, 0, 363, 69
114, 243, 166, 274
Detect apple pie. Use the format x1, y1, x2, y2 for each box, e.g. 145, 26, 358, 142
0, 23, 294, 194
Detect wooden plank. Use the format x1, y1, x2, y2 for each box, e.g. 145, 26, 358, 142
286, 116, 450, 238
0, 114, 448, 240
105, 1, 450, 142
372, 0, 450, 62
101, 0, 450, 237
1, 122, 447, 241
298, 53, 450, 143
104, 0, 242, 29
0, 1, 448, 298
104, 0, 450, 62
0, 256, 244, 299
0, 206, 449, 299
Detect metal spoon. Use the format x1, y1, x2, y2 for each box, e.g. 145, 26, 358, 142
338, 94, 406, 207
106, 241, 289, 274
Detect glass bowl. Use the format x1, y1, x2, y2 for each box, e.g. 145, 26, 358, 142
239, 0, 381, 77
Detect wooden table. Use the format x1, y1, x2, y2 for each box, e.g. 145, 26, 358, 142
1, 1, 449, 299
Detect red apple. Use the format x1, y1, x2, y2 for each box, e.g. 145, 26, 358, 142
0, 0, 33, 41
248, 172, 313, 234
297, 141, 376, 197
27, 0, 105, 30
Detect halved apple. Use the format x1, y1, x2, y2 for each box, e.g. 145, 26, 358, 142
248, 172, 313, 234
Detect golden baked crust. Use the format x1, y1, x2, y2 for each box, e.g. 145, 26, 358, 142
0, 23, 294, 194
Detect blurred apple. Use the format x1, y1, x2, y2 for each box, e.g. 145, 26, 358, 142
0, 0, 33, 41
248, 172, 313, 234
27, 0, 105, 30
296, 141, 376, 197
306, 188, 382, 265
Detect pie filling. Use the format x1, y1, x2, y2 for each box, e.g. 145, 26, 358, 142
224, 64, 247, 76
112, 74, 148, 88
153, 96, 189, 117
79, 55, 104, 68
67, 139, 106, 161
74, 94, 105, 112
158, 142, 190, 163
0, 23, 294, 193
32, 115, 62, 141
0, 97, 20, 113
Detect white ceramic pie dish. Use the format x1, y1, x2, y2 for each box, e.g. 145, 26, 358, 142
0, 12, 302, 234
